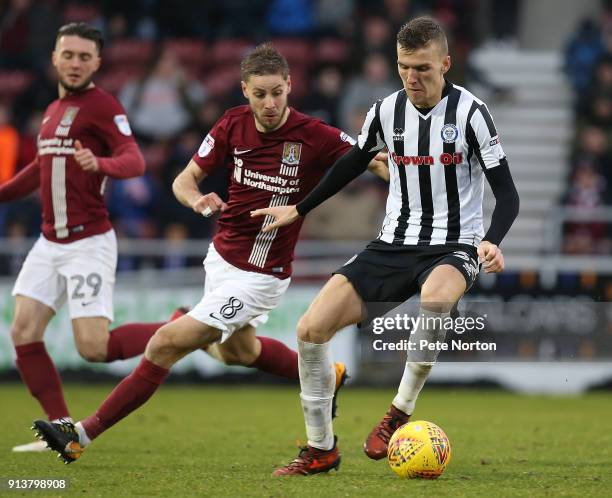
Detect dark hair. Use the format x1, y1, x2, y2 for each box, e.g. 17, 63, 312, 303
397, 17, 448, 54
56, 22, 104, 52
240, 42, 289, 81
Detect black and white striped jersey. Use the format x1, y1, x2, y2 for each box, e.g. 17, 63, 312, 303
357, 82, 507, 247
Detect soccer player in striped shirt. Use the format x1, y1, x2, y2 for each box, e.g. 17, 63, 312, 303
31, 43, 388, 464
253, 17, 520, 475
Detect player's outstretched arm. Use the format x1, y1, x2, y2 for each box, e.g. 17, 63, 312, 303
173, 159, 227, 217
252, 144, 378, 233
299, 144, 378, 215
0, 158, 40, 202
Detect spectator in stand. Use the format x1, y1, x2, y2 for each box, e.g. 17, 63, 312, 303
315, 0, 354, 37
302, 65, 345, 127
11, 63, 57, 131
339, 52, 396, 136
564, 19, 605, 96
196, 100, 223, 133
575, 125, 611, 185
267, 0, 315, 35
213, 0, 269, 38
349, 16, 397, 68
563, 164, 609, 255
119, 47, 207, 141
0, 0, 32, 68
107, 174, 159, 239
577, 53, 612, 119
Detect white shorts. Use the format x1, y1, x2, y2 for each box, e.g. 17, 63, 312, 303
188, 243, 291, 343
12, 230, 117, 321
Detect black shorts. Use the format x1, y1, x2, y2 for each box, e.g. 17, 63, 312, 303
334, 240, 480, 318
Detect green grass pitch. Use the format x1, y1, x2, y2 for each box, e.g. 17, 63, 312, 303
1, 383, 611, 497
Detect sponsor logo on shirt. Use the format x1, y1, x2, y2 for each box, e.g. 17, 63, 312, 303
391, 152, 463, 166
282, 142, 302, 166
38, 137, 75, 156
393, 127, 405, 141
233, 156, 243, 182
440, 123, 459, 143
232, 156, 300, 194
113, 114, 133, 136
198, 134, 215, 157
489, 135, 500, 146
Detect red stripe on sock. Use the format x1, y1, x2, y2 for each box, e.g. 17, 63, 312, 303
250, 337, 298, 379
15, 342, 69, 420
81, 357, 168, 440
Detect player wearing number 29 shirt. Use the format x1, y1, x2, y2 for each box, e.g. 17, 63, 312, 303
29, 43, 388, 464
0, 24, 188, 454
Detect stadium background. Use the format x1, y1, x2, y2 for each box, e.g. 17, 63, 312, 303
0, 0, 611, 395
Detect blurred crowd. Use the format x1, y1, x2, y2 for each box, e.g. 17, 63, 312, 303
0, 0, 519, 272
563, 0, 612, 254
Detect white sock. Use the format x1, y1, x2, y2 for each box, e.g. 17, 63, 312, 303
74, 422, 92, 447
298, 339, 335, 451
392, 308, 449, 414
392, 361, 433, 415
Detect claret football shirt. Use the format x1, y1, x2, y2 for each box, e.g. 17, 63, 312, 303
192, 106, 354, 279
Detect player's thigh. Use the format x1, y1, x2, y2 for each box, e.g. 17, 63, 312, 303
59, 231, 117, 322
147, 315, 222, 367
420, 264, 467, 312
191, 249, 290, 344
12, 236, 66, 314
215, 325, 260, 365
298, 274, 364, 343
10, 295, 55, 345
71, 316, 111, 362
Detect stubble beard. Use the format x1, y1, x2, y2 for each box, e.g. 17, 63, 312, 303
59, 75, 93, 94
255, 104, 288, 132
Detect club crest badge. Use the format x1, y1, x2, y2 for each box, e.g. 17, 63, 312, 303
282, 142, 302, 166
60, 106, 80, 127
440, 123, 459, 143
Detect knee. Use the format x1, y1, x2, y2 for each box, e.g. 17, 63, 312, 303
145, 325, 175, 358
419, 285, 458, 312
76, 340, 108, 363
10, 319, 40, 345
296, 313, 330, 344
220, 347, 258, 366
